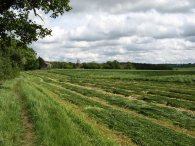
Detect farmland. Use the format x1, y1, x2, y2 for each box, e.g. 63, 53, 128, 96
0, 69, 195, 146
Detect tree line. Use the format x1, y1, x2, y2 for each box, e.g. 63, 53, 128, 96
0, 39, 46, 80
49, 60, 173, 70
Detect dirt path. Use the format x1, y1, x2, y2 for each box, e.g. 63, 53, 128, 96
14, 81, 35, 146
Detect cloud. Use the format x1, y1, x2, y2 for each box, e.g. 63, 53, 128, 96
30, 0, 195, 63
70, 0, 195, 13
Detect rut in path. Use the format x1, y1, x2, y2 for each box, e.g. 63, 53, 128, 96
14, 82, 35, 146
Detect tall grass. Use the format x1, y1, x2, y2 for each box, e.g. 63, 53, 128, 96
0, 80, 23, 146
18, 79, 115, 146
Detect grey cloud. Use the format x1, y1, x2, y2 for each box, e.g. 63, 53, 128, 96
30, 0, 195, 63
70, 0, 195, 13
67, 12, 195, 43
182, 24, 195, 37
186, 36, 195, 42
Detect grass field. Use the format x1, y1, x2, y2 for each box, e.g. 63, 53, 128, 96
0, 69, 195, 146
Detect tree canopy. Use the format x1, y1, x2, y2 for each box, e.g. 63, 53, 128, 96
0, 0, 72, 81
0, 39, 39, 79
0, 0, 71, 44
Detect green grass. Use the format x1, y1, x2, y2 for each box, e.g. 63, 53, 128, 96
86, 108, 195, 146
40, 78, 195, 131
0, 80, 23, 146
142, 95, 195, 111
49, 69, 195, 84
38, 71, 195, 111
18, 79, 115, 146
29, 75, 195, 146
1, 69, 195, 146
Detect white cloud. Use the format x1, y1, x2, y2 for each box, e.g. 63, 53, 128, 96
30, 0, 195, 63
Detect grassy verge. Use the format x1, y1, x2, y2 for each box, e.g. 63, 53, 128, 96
0, 80, 23, 146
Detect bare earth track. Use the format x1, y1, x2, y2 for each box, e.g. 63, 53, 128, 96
14, 82, 35, 146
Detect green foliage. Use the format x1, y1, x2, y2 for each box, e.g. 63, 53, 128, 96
0, 0, 72, 81
50, 61, 74, 69
37, 57, 46, 69
82, 62, 101, 69
132, 63, 173, 70
103, 60, 121, 69
0, 39, 38, 80
49, 61, 173, 70
0, 0, 71, 44
123, 62, 134, 69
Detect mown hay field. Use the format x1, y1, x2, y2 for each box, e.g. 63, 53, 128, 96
0, 69, 195, 146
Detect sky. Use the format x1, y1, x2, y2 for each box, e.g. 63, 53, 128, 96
30, 0, 195, 63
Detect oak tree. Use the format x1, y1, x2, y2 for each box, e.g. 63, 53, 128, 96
0, 0, 71, 44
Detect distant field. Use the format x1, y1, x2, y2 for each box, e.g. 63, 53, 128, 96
0, 69, 195, 146
176, 67, 195, 71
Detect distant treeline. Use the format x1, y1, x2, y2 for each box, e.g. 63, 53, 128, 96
49, 60, 173, 70
165, 63, 195, 69
132, 63, 173, 70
